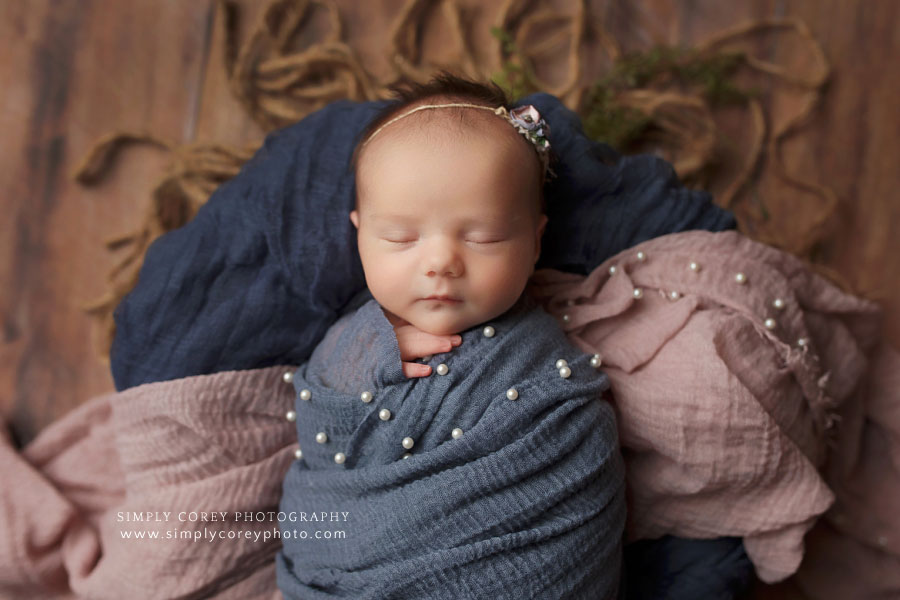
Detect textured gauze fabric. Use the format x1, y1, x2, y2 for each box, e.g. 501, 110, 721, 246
276, 288, 626, 600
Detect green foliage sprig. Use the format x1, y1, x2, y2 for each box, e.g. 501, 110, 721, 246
490, 31, 756, 150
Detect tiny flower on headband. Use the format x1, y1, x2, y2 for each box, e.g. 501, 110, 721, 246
495, 104, 553, 179
509, 105, 551, 150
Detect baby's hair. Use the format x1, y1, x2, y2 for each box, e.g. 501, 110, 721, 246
351, 71, 549, 215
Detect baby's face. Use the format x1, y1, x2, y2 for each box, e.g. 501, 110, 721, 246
350, 116, 548, 336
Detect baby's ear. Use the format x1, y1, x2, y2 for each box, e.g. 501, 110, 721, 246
534, 213, 548, 263
349, 210, 359, 229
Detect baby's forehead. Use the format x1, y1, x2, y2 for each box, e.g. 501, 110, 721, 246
355, 106, 542, 212
378, 110, 517, 152
360, 112, 535, 180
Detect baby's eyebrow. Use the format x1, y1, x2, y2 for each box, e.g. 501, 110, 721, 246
370, 214, 508, 226
370, 214, 415, 223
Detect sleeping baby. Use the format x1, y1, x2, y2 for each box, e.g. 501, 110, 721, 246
276, 73, 626, 600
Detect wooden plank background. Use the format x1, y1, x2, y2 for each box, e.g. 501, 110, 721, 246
1, 1, 897, 594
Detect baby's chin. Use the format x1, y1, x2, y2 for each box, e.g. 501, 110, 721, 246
404, 307, 498, 337
405, 316, 469, 337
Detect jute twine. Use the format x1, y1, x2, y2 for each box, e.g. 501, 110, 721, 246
72, 0, 844, 364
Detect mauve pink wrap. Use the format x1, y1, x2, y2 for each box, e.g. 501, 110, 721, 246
2, 230, 897, 598
0, 367, 294, 599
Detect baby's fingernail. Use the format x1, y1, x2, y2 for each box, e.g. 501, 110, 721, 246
452, 335, 462, 344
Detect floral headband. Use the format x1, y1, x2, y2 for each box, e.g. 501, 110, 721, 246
362, 102, 555, 181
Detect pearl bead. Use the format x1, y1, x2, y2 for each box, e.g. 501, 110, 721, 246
689, 261, 700, 272
764, 318, 777, 330
734, 272, 747, 284
285, 410, 297, 423
315, 432, 327, 444
609, 265, 618, 275
482, 325, 495, 338
451, 427, 463, 439
379, 408, 392, 421
436, 363, 449, 375
555, 358, 568, 369
561, 314, 570, 323
559, 366, 571, 378
282, 371, 294, 384
360, 390, 373, 403
669, 290, 680, 300
334, 452, 346, 464
294, 448, 303, 460
632, 288, 643, 299
636, 251, 646, 261
402, 452, 411, 459
299, 389, 311, 401
506, 388, 519, 400
773, 298, 785, 310
590, 354, 602, 368
797, 337, 808, 347
402, 437, 414, 450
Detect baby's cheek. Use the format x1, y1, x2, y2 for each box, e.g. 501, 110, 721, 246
473, 260, 524, 305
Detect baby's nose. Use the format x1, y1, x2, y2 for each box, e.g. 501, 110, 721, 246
423, 237, 465, 277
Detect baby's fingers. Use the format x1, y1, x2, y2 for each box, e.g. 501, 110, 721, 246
396, 327, 461, 360
402, 361, 432, 378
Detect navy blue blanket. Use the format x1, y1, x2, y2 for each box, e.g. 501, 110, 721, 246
109, 92, 735, 392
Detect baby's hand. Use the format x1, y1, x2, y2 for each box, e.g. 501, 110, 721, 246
393, 323, 462, 378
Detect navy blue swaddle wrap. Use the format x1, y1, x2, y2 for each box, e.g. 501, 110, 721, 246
277, 288, 626, 599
